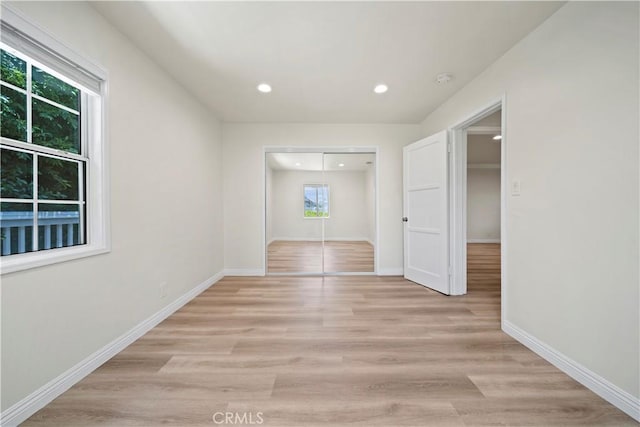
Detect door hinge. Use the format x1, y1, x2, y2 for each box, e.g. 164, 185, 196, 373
447, 141, 451, 153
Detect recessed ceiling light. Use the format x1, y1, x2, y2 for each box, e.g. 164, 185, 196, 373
338, 163, 345, 167
436, 73, 453, 84
295, 162, 301, 166
257, 83, 272, 93
373, 84, 388, 94
493, 135, 502, 140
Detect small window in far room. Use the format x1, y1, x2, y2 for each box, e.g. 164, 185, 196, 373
303, 184, 329, 218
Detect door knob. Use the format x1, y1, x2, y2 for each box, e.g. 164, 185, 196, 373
402, 217, 408, 222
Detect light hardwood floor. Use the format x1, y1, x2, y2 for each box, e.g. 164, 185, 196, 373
23, 244, 635, 426
467, 243, 501, 294
267, 240, 374, 273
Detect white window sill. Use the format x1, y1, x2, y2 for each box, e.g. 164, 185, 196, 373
0, 243, 110, 275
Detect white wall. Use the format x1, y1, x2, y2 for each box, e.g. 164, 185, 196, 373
422, 1, 639, 402
223, 124, 424, 275
270, 170, 370, 242
1, 1, 225, 411
467, 135, 501, 241
467, 169, 500, 241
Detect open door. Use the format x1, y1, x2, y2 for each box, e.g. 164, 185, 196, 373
403, 130, 449, 294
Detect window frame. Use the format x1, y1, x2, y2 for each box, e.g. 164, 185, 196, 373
1, 6, 109, 274
303, 183, 330, 219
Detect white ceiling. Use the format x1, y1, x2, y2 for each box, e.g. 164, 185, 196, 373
468, 134, 501, 164
93, 1, 564, 123
267, 153, 375, 171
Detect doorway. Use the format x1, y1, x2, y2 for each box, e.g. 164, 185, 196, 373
448, 100, 505, 321
265, 149, 377, 275
465, 111, 502, 299
401, 99, 505, 312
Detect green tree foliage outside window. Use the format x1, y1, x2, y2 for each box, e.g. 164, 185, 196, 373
1, 50, 26, 88
1, 50, 81, 201
1, 48, 84, 255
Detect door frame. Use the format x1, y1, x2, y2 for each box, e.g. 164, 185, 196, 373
448, 96, 507, 323
262, 146, 379, 276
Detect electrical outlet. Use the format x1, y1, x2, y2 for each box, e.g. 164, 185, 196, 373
160, 282, 168, 299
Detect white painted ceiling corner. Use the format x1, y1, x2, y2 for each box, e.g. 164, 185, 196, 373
91, 1, 564, 123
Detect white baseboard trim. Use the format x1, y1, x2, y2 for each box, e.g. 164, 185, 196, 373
377, 268, 404, 276
271, 237, 372, 242
503, 320, 640, 422
0, 271, 225, 427
467, 238, 501, 243
223, 268, 265, 276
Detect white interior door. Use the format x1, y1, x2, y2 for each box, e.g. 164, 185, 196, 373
403, 130, 450, 294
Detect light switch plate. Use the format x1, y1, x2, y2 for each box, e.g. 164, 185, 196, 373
511, 180, 521, 196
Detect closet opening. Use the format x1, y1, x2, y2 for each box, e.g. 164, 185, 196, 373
264, 149, 377, 275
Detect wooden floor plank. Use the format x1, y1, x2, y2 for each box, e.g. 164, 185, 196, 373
270, 372, 485, 400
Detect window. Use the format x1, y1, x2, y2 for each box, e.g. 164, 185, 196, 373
1, 48, 85, 256
304, 184, 329, 218
1, 9, 108, 274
